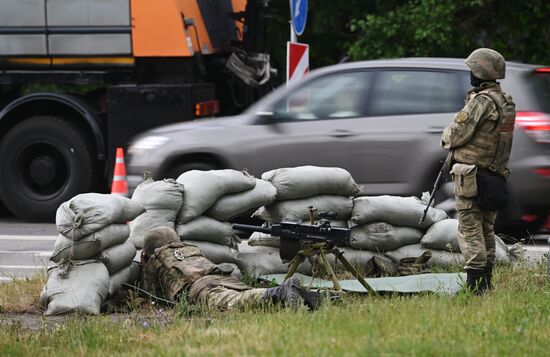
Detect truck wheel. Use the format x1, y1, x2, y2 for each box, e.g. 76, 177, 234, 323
0, 116, 99, 221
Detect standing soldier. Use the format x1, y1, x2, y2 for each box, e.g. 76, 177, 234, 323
441, 48, 516, 294
140, 227, 321, 309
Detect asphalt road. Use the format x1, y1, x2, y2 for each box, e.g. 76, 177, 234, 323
0, 218, 548, 282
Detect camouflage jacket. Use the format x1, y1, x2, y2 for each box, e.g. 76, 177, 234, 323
142, 242, 221, 302
441, 82, 516, 177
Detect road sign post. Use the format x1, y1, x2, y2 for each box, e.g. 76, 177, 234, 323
287, 0, 308, 84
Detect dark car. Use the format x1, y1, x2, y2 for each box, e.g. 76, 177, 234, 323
127, 58, 550, 236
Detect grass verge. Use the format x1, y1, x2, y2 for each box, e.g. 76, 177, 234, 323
0, 262, 548, 356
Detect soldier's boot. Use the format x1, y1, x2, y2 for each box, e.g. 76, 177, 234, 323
465, 269, 487, 295
484, 265, 493, 290
264, 277, 321, 309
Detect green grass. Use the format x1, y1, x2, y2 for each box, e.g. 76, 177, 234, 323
1, 262, 549, 356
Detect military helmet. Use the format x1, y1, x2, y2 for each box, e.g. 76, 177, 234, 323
465, 48, 506, 80
143, 226, 180, 257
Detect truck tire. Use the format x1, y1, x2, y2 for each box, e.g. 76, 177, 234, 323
0, 116, 99, 221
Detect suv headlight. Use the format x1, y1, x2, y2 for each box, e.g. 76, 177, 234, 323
128, 136, 170, 155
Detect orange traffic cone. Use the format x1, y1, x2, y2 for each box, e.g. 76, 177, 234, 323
111, 147, 128, 196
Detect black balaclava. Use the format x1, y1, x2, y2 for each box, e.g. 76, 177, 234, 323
470, 72, 484, 87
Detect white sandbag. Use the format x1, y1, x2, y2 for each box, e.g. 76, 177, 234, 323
350, 222, 423, 252
253, 195, 353, 223
175, 216, 240, 249
177, 169, 256, 224
420, 219, 460, 252
51, 224, 130, 263
206, 179, 277, 221
128, 177, 184, 249
495, 235, 523, 265
385, 244, 464, 268
56, 193, 145, 241
40, 260, 109, 316
351, 195, 448, 229
182, 240, 239, 264
247, 232, 280, 248
108, 261, 141, 297
94, 241, 137, 274
262, 166, 359, 200
237, 245, 312, 276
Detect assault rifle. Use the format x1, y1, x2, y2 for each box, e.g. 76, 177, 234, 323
233, 210, 376, 295
419, 152, 453, 226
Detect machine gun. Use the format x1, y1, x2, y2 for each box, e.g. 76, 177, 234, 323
233, 208, 376, 295
419, 152, 453, 226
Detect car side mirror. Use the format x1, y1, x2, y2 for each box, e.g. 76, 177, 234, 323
255, 111, 276, 124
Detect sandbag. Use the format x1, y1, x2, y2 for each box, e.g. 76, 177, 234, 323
94, 241, 137, 274
420, 219, 460, 252
128, 177, 184, 249
247, 232, 280, 248
182, 240, 239, 264
177, 169, 256, 224
56, 193, 145, 241
329, 248, 398, 275
108, 261, 141, 297
351, 196, 448, 229
261, 166, 359, 200
253, 195, 353, 223
175, 216, 240, 249
350, 222, 423, 252
237, 245, 312, 276
40, 260, 109, 316
495, 235, 523, 265
206, 179, 277, 221
51, 224, 130, 263
385, 244, 464, 268
216, 262, 243, 280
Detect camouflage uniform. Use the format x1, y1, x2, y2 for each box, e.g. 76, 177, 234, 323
441, 49, 516, 281
142, 242, 267, 309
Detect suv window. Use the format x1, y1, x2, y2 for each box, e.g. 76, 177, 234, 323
367, 70, 464, 116
271, 71, 372, 121
530, 72, 550, 113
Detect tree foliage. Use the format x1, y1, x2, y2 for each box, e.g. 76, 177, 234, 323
264, 0, 550, 71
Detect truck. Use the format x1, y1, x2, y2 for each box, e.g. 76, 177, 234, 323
0, 0, 274, 221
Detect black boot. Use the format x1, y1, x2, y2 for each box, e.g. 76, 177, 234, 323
465, 269, 487, 295
264, 277, 321, 309
484, 265, 493, 290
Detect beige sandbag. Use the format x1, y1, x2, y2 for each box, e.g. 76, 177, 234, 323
247, 232, 280, 248
351, 195, 448, 230
350, 222, 423, 252
253, 195, 353, 223
94, 241, 137, 274
56, 193, 145, 241
385, 244, 464, 268
206, 179, 277, 221
128, 177, 184, 249
262, 166, 359, 200
176, 169, 256, 224
51, 224, 130, 262
40, 260, 109, 316
176, 216, 240, 249
108, 261, 141, 297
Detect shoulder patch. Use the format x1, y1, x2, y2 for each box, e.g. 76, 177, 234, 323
454, 111, 469, 123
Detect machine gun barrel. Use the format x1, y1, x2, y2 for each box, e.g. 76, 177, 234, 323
232, 223, 272, 235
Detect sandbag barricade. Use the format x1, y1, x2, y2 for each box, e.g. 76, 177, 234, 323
43, 194, 146, 315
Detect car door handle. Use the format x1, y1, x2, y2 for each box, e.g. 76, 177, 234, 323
427, 126, 445, 133
330, 130, 355, 138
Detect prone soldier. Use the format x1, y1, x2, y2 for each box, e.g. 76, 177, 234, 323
140, 227, 321, 309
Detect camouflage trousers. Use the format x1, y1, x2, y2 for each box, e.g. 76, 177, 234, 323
456, 195, 497, 270
188, 275, 267, 310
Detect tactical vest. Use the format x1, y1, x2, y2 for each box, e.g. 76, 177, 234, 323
453, 88, 516, 177
142, 242, 220, 302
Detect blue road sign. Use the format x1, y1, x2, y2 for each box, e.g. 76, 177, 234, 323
290, 0, 308, 36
